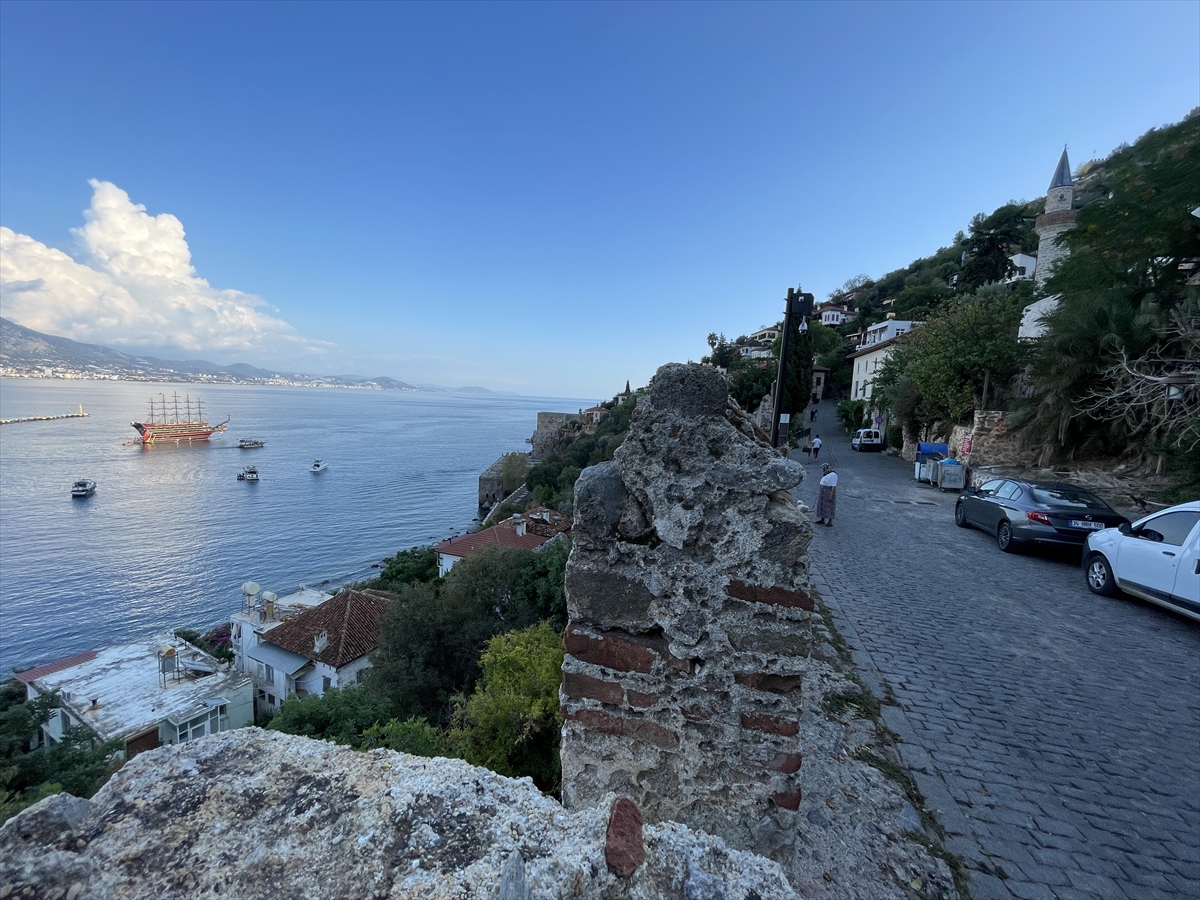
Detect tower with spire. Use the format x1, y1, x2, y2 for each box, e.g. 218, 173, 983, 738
1020, 148, 1078, 340
1032, 147, 1076, 289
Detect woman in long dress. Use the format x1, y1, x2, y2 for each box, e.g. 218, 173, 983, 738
815, 463, 838, 526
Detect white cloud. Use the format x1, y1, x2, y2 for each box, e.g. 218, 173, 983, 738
0, 180, 322, 359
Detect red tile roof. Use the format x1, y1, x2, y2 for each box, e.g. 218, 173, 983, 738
436, 525, 549, 559
262, 589, 392, 670
14, 651, 98, 684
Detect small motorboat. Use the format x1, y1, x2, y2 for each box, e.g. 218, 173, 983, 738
237, 466, 260, 482
71, 479, 96, 498
310, 459, 327, 474
238, 439, 266, 449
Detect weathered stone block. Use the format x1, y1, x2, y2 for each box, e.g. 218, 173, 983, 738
729, 628, 809, 656
648, 363, 728, 418
572, 461, 627, 544
566, 570, 657, 630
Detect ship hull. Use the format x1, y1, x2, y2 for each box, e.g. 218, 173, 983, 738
132, 422, 225, 444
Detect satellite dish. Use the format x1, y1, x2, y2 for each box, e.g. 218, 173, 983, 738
242, 582, 260, 596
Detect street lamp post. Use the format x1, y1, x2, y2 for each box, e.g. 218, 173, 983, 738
770, 286, 815, 448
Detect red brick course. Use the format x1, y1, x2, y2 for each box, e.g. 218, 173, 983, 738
565, 708, 680, 750
726, 580, 814, 611
735, 672, 803, 694
772, 787, 803, 810
740, 713, 800, 736
605, 797, 645, 878
563, 671, 624, 706
563, 626, 686, 675
767, 752, 803, 774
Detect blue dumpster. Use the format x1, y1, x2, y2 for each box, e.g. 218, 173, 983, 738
915, 442, 948, 483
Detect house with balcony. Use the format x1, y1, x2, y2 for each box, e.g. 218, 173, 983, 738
233, 587, 392, 714
17, 635, 253, 758
846, 317, 920, 402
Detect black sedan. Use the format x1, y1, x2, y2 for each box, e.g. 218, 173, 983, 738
955, 478, 1130, 553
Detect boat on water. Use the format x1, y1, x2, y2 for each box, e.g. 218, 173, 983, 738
310, 459, 328, 474
71, 479, 96, 498
237, 467, 260, 482
238, 439, 266, 449
131, 393, 229, 444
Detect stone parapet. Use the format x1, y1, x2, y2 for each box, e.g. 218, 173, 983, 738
560, 363, 815, 858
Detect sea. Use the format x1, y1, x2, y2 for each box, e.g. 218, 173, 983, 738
0, 378, 592, 674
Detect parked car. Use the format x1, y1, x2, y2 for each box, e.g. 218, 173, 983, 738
1083, 500, 1200, 622
954, 478, 1129, 553
851, 428, 884, 452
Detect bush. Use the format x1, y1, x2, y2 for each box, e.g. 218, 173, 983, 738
360, 716, 451, 758
886, 424, 903, 450
452, 622, 564, 794
265, 687, 390, 746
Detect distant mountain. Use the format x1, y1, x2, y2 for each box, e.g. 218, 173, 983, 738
0, 317, 425, 390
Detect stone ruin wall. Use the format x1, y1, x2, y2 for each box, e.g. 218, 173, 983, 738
530, 411, 581, 461
560, 363, 817, 859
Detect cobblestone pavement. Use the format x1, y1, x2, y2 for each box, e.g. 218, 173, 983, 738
793, 407, 1200, 900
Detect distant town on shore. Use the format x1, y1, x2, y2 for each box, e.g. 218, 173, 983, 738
0, 316, 510, 394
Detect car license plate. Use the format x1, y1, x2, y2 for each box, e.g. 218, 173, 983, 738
1070, 520, 1105, 530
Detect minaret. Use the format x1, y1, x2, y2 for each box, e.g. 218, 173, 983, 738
1032, 147, 1076, 289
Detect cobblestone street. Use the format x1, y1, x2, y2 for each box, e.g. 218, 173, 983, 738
794, 406, 1200, 900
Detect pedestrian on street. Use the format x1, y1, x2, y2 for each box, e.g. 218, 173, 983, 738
815, 463, 838, 526
809, 405, 817, 422
811, 435, 822, 460
802, 436, 813, 462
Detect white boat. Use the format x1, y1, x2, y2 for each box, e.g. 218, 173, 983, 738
310, 459, 328, 474
71, 479, 96, 498
237, 466, 260, 482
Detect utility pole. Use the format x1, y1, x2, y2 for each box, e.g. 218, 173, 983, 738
770, 286, 815, 448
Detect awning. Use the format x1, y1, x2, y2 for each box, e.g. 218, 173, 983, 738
246, 642, 310, 675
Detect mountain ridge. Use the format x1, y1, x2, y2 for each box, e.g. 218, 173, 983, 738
0, 317, 508, 394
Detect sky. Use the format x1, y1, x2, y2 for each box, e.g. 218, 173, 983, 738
1, 1, 1197, 399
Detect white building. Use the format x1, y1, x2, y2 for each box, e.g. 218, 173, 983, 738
815, 303, 851, 327
232, 586, 391, 713
17, 635, 253, 758
846, 318, 920, 401
1006, 252, 1038, 284
749, 325, 781, 344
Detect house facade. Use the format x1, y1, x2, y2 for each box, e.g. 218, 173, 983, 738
846, 318, 919, 401
815, 303, 851, 327
18, 635, 253, 758
233, 587, 391, 713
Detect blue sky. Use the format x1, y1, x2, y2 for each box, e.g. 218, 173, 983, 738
1, 1, 1197, 399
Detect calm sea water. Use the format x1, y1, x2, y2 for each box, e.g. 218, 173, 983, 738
0, 379, 590, 673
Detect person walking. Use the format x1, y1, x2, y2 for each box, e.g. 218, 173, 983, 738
815, 463, 838, 526
811, 435, 822, 460
802, 435, 813, 462
810, 405, 817, 422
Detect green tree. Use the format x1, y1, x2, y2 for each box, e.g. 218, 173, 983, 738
375, 546, 439, 589
1018, 113, 1200, 472
499, 452, 530, 494
360, 716, 450, 757
958, 203, 1036, 290
266, 686, 391, 746
452, 622, 564, 794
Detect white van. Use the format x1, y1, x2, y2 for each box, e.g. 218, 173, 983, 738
851, 428, 884, 452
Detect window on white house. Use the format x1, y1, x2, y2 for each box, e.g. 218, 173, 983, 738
323, 676, 332, 691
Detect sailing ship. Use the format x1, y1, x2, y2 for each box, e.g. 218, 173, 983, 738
131, 393, 229, 444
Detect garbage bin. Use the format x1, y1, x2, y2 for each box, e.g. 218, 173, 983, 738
936, 459, 966, 492
914, 442, 948, 483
